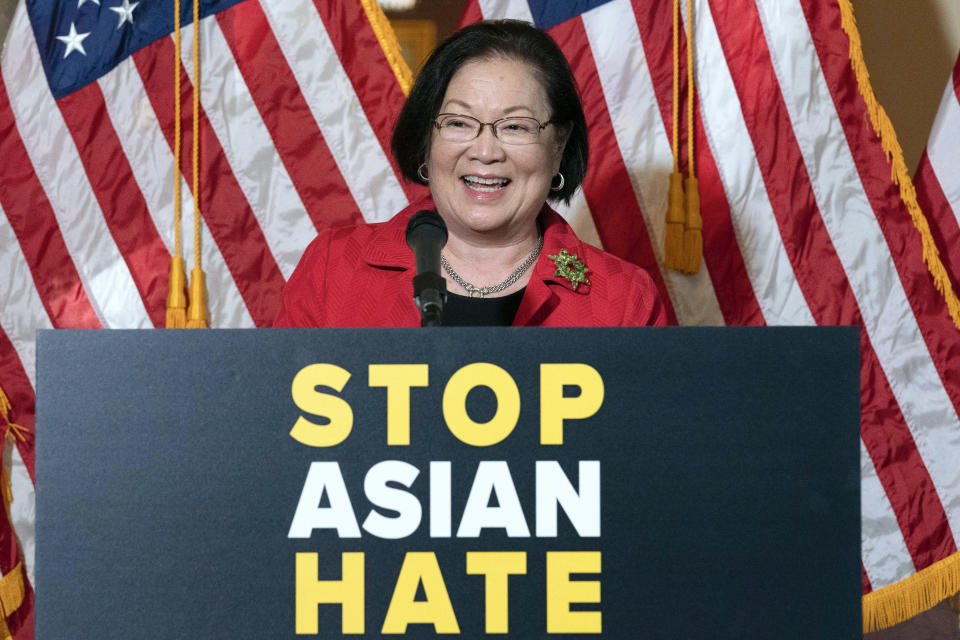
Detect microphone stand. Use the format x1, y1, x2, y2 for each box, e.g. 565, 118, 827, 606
412, 271, 446, 327
405, 210, 448, 327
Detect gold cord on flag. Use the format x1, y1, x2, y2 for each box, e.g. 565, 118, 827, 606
664, 0, 701, 275
186, 0, 208, 328
166, 0, 187, 328
837, 0, 960, 333
664, 0, 685, 271
166, 0, 209, 328
681, 0, 701, 274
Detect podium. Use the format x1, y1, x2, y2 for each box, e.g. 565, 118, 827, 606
36, 327, 860, 638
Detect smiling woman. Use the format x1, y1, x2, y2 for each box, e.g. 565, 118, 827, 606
274, 20, 666, 328
425, 58, 565, 272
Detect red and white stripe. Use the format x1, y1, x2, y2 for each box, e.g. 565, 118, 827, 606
470, 0, 960, 595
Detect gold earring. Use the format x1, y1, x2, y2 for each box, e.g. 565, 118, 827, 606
550, 172, 565, 191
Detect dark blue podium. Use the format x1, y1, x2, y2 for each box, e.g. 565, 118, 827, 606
36, 327, 861, 638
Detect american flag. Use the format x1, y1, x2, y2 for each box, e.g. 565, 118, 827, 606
464, 0, 960, 632
1, 0, 422, 636
1, 0, 959, 635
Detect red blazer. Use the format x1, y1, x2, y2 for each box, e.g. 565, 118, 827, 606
274, 198, 666, 328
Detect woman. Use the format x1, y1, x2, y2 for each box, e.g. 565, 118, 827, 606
275, 20, 665, 328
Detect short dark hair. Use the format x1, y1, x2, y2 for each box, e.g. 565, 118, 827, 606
391, 20, 588, 203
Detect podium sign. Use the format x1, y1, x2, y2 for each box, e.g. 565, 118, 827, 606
37, 328, 860, 638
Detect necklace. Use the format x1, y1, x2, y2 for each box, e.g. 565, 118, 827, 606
441, 234, 544, 298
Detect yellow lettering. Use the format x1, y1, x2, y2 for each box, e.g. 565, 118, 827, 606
443, 363, 519, 447
546, 551, 601, 633
540, 364, 604, 445
290, 364, 353, 447
295, 552, 364, 634
466, 551, 527, 633
382, 552, 460, 634
368, 364, 429, 445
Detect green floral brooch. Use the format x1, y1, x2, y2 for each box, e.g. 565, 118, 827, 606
547, 249, 591, 290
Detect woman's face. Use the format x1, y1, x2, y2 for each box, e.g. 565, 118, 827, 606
425, 57, 568, 244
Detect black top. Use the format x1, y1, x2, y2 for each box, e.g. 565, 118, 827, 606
443, 288, 525, 326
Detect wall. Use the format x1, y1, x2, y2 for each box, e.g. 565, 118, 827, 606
0, 0, 14, 47
851, 0, 960, 171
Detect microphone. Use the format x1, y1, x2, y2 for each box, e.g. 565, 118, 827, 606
405, 210, 448, 327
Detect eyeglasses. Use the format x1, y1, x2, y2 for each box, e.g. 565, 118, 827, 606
433, 113, 554, 145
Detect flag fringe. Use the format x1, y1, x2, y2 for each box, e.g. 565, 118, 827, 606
0, 385, 28, 514
0, 389, 9, 424
0, 387, 28, 444
863, 550, 960, 632
838, 0, 960, 331
0, 560, 25, 639
0, 561, 25, 623
359, 0, 414, 96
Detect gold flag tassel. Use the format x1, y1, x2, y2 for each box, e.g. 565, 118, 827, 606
186, 0, 208, 328
166, 256, 187, 328
665, 172, 686, 269
166, 0, 187, 328
683, 175, 702, 274
187, 267, 207, 328
664, 0, 686, 271
681, 0, 702, 274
